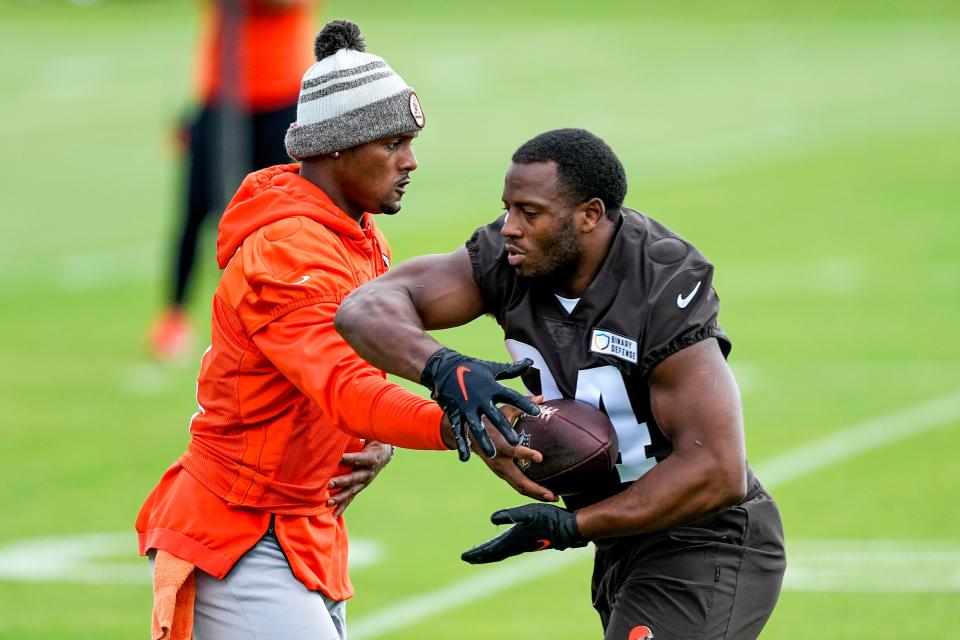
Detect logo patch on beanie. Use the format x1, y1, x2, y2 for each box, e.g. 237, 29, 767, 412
409, 92, 425, 128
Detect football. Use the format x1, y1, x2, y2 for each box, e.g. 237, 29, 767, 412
513, 398, 619, 496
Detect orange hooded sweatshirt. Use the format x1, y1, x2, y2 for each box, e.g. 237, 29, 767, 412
137, 164, 445, 600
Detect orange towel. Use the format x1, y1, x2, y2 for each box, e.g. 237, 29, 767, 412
151, 550, 196, 640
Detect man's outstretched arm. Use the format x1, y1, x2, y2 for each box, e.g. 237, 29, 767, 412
335, 247, 484, 380
336, 247, 542, 463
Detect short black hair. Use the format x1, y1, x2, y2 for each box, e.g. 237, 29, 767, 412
511, 128, 627, 219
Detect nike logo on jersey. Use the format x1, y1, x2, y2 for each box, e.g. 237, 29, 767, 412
534, 539, 551, 551
285, 275, 310, 285
456, 366, 472, 400
676, 281, 702, 309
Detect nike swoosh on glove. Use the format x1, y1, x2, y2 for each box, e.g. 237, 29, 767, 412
461, 504, 587, 564
420, 348, 540, 461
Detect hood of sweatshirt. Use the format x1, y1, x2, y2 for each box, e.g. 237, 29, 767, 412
216, 164, 374, 268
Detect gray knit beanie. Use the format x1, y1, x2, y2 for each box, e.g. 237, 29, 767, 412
285, 20, 425, 160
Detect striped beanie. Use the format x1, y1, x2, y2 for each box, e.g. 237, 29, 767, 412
285, 20, 425, 160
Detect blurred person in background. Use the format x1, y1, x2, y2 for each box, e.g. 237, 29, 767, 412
136, 21, 544, 640
148, 0, 318, 360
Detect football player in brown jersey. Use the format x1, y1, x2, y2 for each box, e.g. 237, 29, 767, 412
335, 128, 785, 640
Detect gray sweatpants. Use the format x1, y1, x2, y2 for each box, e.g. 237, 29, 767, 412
150, 533, 346, 640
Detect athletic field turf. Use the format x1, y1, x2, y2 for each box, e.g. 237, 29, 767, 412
1, 1, 958, 637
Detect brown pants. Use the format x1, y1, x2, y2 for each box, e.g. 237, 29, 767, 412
592, 485, 786, 640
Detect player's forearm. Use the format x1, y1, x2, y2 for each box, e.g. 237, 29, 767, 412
335, 283, 443, 382
578, 339, 747, 538
335, 374, 448, 450
575, 450, 746, 539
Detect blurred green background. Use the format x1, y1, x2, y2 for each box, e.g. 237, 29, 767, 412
1, 0, 958, 638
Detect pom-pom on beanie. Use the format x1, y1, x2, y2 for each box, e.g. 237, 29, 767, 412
285, 19, 425, 160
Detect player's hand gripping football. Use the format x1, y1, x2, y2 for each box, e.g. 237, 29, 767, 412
420, 348, 540, 461
461, 504, 587, 564
479, 401, 558, 503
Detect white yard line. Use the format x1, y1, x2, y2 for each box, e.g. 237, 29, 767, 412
0, 392, 956, 619
752, 391, 960, 488
350, 549, 592, 639
350, 390, 960, 639
782, 539, 960, 593
0, 242, 160, 294
0, 535, 382, 585
57, 243, 160, 292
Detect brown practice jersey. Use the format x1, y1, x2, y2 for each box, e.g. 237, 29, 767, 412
466, 209, 732, 509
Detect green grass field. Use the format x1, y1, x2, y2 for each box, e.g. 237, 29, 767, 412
1, 0, 959, 638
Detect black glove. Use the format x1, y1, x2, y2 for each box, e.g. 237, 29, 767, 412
461, 504, 587, 564
420, 348, 540, 461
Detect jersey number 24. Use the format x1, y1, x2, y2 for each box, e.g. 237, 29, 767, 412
505, 339, 657, 483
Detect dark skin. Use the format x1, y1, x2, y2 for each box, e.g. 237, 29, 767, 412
336, 160, 747, 538
327, 441, 394, 519
311, 134, 547, 512
500, 160, 615, 296
327, 422, 552, 515
303, 133, 418, 514
300, 132, 418, 223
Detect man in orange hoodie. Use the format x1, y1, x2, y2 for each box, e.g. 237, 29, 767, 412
137, 20, 547, 640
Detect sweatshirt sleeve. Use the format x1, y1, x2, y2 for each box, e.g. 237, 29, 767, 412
251, 302, 448, 451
